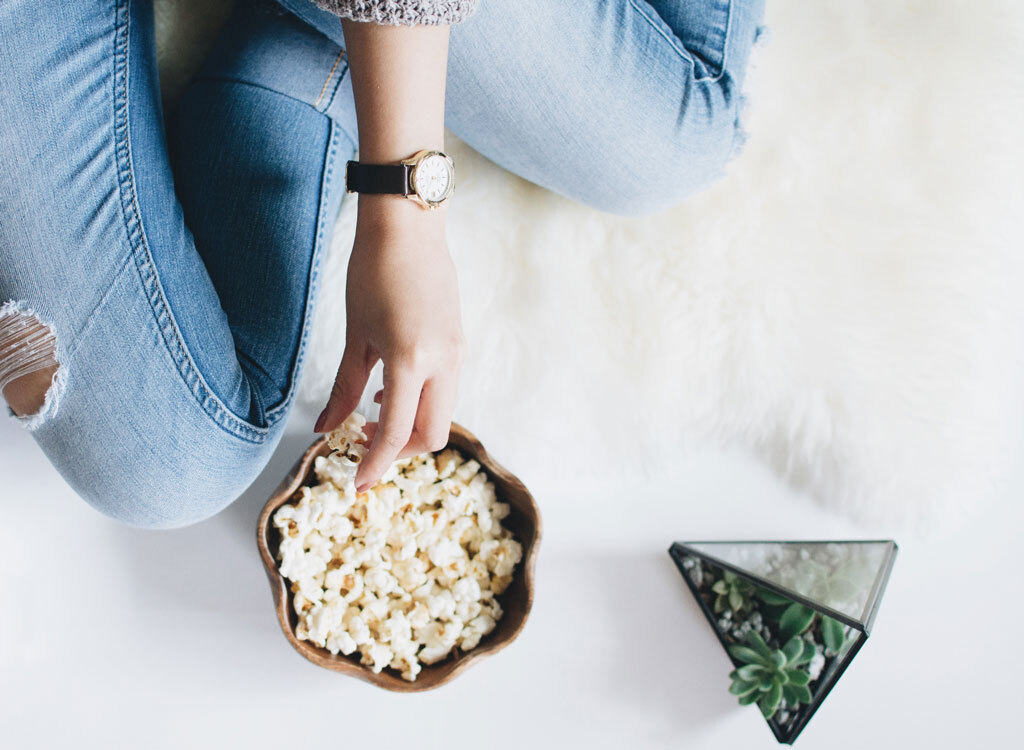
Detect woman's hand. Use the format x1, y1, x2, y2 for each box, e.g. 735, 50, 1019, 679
314, 18, 458, 491
315, 196, 466, 492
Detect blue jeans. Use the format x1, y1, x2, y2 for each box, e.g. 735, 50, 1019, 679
0, 0, 765, 528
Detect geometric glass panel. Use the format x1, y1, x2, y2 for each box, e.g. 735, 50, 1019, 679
669, 540, 897, 744
681, 541, 897, 631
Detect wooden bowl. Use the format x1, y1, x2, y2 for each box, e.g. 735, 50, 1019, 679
256, 422, 542, 692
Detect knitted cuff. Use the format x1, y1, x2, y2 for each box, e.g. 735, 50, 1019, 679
313, 0, 479, 26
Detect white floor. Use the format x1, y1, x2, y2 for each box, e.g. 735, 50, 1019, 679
1, 400, 1019, 749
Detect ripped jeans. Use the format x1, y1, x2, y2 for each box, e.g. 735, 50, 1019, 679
0, 0, 765, 528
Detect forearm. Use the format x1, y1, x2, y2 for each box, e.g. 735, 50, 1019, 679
318, 15, 467, 486
342, 20, 449, 163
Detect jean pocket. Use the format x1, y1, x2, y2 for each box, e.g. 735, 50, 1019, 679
629, 0, 733, 83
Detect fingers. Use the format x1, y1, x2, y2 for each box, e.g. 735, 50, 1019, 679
316, 340, 373, 433
354, 364, 422, 491
408, 375, 456, 455
359, 376, 456, 482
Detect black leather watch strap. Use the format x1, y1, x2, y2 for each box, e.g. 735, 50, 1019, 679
345, 161, 411, 195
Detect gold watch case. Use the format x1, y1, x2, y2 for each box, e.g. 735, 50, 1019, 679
401, 149, 455, 210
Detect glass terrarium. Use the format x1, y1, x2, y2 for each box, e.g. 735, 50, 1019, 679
669, 540, 898, 744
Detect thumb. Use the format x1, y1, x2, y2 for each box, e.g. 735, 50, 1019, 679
315, 341, 372, 433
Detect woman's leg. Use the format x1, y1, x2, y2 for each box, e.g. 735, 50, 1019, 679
167, 2, 356, 426
445, 0, 766, 215
0, 0, 354, 527
275, 0, 765, 216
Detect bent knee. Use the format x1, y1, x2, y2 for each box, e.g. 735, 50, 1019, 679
58, 419, 276, 530
82, 451, 267, 530
582, 117, 741, 217
88, 480, 239, 530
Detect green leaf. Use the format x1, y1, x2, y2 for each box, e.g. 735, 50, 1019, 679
712, 580, 729, 595
822, 616, 845, 654
728, 645, 769, 667
745, 631, 774, 662
771, 650, 787, 669
786, 669, 810, 687
779, 603, 816, 640
760, 673, 775, 690
736, 664, 762, 682
791, 684, 812, 704
756, 588, 793, 606
758, 682, 782, 719
791, 640, 816, 666
729, 679, 760, 698
782, 636, 804, 664
729, 589, 744, 612
786, 642, 808, 668
782, 684, 802, 706
738, 691, 760, 706
714, 596, 725, 614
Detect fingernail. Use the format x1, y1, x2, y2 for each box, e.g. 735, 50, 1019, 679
356, 482, 369, 493
314, 409, 327, 433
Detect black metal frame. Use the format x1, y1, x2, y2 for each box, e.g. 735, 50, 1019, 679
668, 540, 898, 744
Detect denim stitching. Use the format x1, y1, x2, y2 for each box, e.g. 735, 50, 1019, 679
627, 0, 732, 84
313, 48, 345, 110
718, 1, 734, 85
111, 0, 266, 444
266, 120, 342, 424
320, 59, 349, 115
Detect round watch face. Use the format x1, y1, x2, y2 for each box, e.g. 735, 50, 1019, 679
412, 153, 453, 204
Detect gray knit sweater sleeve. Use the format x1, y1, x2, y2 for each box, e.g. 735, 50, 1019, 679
313, 1, 479, 26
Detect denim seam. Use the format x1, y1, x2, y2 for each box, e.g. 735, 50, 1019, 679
265, 120, 341, 424
111, 0, 267, 444
188, 75, 334, 115
627, 0, 733, 84
61, 254, 134, 363
313, 48, 345, 110
319, 59, 349, 115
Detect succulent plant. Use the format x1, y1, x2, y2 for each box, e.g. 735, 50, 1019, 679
758, 587, 850, 656
777, 603, 816, 641
820, 615, 848, 656
712, 570, 757, 615
756, 588, 816, 641
728, 631, 815, 719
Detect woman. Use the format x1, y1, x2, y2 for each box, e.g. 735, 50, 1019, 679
0, 0, 764, 527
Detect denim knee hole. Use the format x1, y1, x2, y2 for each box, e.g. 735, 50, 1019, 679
0, 301, 66, 429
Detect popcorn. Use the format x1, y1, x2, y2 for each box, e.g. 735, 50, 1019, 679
452, 576, 481, 603
458, 613, 497, 651
326, 630, 358, 656
454, 459, 480, 483
361, 642, 394, 673
272, 411, 523, 681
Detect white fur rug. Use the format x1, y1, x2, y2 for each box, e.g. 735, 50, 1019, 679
157, 0, 1024, 536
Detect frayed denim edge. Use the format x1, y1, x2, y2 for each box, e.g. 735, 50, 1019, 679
0, 299, 68, 431
730, 23, 771, 160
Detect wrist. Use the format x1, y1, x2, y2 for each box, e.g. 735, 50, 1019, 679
357, 138, 444, 165
356, 192, 448, 222
354, 194, 447, 247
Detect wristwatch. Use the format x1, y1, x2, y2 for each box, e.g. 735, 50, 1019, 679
345, 149, 455, 210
